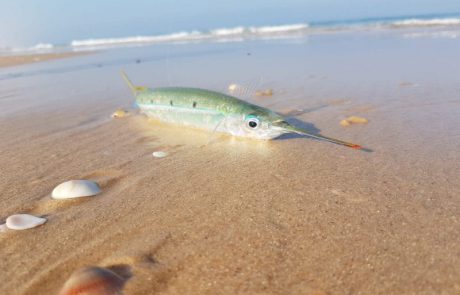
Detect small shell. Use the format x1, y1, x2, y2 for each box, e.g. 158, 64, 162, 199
6, 214, 47, 230
52, 180, 101, 200
152, 151, 168, 158
228, 83, 239, 92
111, 109, 128, 118
59, 266, 124, 295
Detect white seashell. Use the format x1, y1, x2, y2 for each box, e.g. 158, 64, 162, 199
228, 83, 239, 93
152, 151, 168, 158
59, 266, 124, 295
0, 223, 7, 232
52, 180, 101, 200
6, 214, 47, 230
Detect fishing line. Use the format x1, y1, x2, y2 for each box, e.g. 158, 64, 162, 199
165, 22, 173, 86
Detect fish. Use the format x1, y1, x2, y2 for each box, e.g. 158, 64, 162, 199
121, 71, 362, 149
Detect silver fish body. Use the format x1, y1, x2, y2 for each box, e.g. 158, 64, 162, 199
122, 71, 362, 149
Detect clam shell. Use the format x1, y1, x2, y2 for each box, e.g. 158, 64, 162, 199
152, 151, 168, 158
59, 267, 124, 295
6, 214, 47, 230
52, 180, 101, 200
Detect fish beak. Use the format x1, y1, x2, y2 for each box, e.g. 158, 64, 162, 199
270, 120, 293, 134
271, 120, 363, 150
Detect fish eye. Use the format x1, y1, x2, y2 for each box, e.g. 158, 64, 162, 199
246, 117, 260, 129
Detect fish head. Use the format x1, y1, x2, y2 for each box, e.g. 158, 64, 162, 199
233, 109, 363, 149
228, 108, 290, 140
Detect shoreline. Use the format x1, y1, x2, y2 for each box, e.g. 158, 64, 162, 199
0, 32, 459, 294
0, 51, 89, 68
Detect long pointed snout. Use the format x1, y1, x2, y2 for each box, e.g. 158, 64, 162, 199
272, 120, 362, 150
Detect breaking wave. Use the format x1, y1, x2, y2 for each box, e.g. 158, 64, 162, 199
391, 18, 460, 27
70, 24, 309, 49
3, 15, 460, 54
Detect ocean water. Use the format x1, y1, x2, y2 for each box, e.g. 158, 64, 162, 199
1, 12, 460, 55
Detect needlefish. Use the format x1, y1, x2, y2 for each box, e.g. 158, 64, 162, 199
121, 71, 362, 149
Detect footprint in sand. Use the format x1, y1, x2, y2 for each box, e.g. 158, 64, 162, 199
99, 233, 173, 294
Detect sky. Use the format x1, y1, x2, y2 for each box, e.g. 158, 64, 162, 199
1, 0, 460, 48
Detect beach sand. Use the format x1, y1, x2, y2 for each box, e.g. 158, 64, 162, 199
0, 30, 459, 294
0, 52, 86, 68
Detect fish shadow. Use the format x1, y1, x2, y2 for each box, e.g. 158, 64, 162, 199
275, 117, 373, 153
275, 117, 320, 140
279, 104, 329, 117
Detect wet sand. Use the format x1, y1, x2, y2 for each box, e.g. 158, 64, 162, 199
0, 30, 459, 294
0, 52, 86, 68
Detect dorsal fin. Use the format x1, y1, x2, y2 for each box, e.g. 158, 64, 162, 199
120, 70, 147, 95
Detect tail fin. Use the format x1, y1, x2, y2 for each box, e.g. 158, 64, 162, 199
120, 70, 146, 95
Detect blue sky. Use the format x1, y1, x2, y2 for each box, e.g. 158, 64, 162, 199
1, 0, 460, 48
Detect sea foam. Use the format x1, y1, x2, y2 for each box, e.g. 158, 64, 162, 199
69, 24, 310, 49
391, 18, 460, 27
3, 16, 460, 54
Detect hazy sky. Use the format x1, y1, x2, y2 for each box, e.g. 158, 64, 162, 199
1, 0, 460, 48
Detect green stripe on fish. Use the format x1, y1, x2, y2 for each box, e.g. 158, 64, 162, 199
121, 71, 362, 149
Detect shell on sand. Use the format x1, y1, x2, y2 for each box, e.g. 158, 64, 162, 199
255, 89, 273, 96
59, 266, 124, 295
228, 83, 250, 95
347, 116, 368, 124
340, 119, 351, 126
52, 180, 101, 200
152, 151, 168, 158
5, 214, 47, 230
228, 83, 239, 92
111, 108, 128, 118
340, 116, 368, 126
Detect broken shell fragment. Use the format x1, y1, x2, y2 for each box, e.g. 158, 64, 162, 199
255, 89, 273, 96
340, 119, 351, 126
111, 108, 128, 118
340, 116, 368, 126
5, 214, 47, 230
347, 116, 368, 124
58, 266, 124, 295
52, 180, 101, 200
152, 151, 168, 158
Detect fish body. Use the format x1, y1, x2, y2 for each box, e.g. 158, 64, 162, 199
136, 87, 287, 139
122, 72, 362, 149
